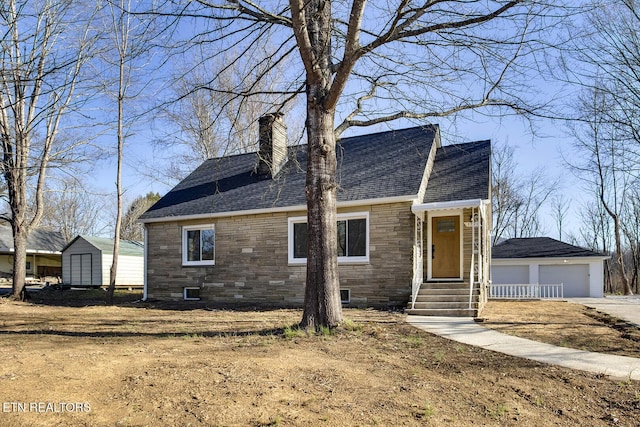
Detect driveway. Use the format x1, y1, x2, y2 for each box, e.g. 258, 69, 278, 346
568, 296, 640, 328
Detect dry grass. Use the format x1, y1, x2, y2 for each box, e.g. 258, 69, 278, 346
481, 300, 640, 358
0, 292, 638, 426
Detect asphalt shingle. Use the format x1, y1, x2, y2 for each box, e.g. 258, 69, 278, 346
422, 140, 491, 203
0, 226, 66, 252
492, 237, 605, 259
141, 125, 439, 220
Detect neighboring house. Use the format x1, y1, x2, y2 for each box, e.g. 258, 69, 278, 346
139, 114, 492, 316
61, 236, 144, 288
0, 226, 65, 283
491, 237, 609, 298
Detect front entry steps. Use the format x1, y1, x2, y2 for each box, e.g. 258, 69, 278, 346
406, 281, 479, 317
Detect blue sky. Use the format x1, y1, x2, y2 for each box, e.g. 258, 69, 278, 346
85, 1, 589, 241
89, 108, 584, 242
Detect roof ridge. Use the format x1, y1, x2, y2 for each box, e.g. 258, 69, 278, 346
203, 124, 440, 161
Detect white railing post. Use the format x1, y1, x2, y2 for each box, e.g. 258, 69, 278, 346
488, 283, 564, 300
411, 215, 423, 310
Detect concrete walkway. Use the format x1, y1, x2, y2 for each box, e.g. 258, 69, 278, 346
407, 310, 640, 380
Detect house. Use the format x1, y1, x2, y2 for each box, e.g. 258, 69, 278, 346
61, 236, 144, 288
0, 226, 65, 283
139, 114, 492, 316
491, 237, 609, 298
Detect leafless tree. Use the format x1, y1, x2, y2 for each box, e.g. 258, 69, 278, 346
0, 0, 98, 300
120, 192, 161, 241
621, 185, 640, 293
578, 201, 612, 253
143, 52, 303, 186
155, 0, 574, 328
568, 87, 633, 295
550, 195, 571, 241
569, 1, 640, 156
563, 1, 640, 295
40, 178, 109, 243
99, 0, 160, 303
492, 142, 557, 245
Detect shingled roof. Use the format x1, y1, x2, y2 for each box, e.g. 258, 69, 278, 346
141, 125, 441, 221
492, 237, 606, 259
0, 226, 66, 253
423, 140, 491, 203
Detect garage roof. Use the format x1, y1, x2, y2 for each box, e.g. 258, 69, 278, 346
492, 237, 606, 259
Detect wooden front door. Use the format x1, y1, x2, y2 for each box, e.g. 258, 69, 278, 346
431, 216, 460, 278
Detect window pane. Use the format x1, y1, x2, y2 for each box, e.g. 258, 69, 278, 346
293, 222, 307, 258
347, 218, 366, 256
187, 230, 200, 261
201, 229, 215, 261
437, 218, 456, 233
337, 220, 346, 256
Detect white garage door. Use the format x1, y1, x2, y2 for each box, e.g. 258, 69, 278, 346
539, 264, 589, 298
491, 265, 529, 284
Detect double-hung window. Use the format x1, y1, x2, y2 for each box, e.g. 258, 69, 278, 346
288, 212, 369, 264
182, 225, 215, 266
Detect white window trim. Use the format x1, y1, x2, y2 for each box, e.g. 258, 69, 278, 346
182, 224, 216, 266
288, 212, 370, 265
183, 287, 201, 301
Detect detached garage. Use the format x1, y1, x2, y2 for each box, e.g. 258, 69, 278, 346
62, 236, 144, 288
491, 237, 609, 298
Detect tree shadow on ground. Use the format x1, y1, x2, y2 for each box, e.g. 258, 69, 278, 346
18, 288, 299, 313
0, 323, 294, 339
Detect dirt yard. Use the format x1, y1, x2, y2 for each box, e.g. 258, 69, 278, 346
0, 291, 639, 426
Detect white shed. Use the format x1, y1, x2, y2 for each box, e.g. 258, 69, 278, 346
62, 236, 144, 288
491, 237, 609, 298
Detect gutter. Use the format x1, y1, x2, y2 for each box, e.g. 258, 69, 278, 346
142, 224, 148, 301
139, 194, 418, 224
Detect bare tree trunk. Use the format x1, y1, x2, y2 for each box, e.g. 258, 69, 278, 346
301, 102, 342, 330
106, 39, 126, 305
11, 226, 28, 301
293, 0, 343, 330
612, 216, 632, 295
7, 140, 30, 301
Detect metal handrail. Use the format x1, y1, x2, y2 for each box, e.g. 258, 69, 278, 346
411, 282, 422, 310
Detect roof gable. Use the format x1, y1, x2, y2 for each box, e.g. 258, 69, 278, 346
422, 140, 491, 203
141, 125, 439, 221
492, 237, 605, 259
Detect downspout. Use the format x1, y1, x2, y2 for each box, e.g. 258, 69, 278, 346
142, 224, 148, 301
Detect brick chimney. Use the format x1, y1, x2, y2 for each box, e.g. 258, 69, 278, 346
257, 113, 287, 178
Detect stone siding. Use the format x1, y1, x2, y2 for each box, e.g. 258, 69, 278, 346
145, 202, 414, 308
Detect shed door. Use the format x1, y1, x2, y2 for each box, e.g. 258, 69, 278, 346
539, 264, 589, 298
431, 216, 460, 278
70, 253, 92, 285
